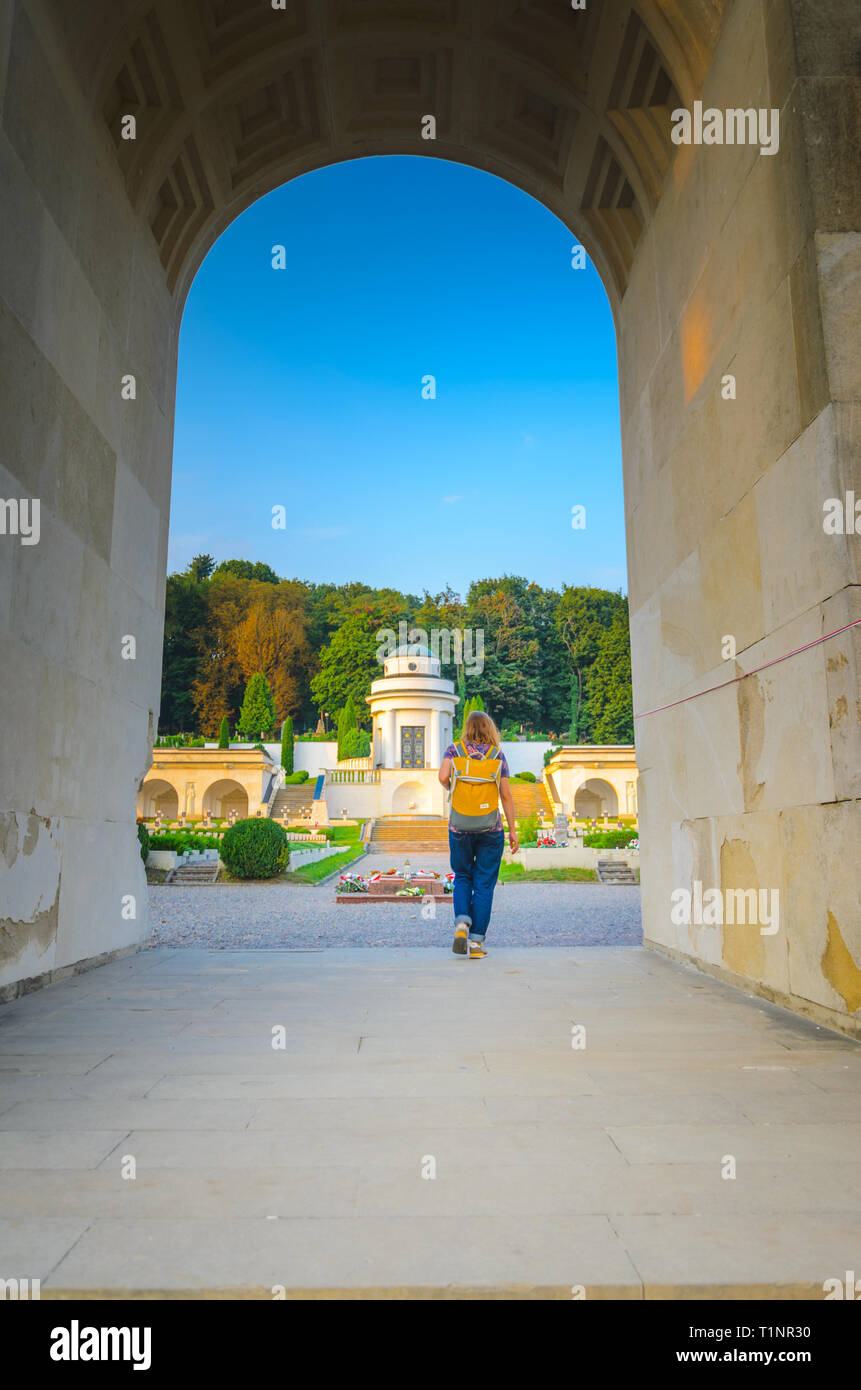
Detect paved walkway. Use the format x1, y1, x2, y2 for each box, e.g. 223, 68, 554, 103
1, 945, 860, 1297
149, 851, 642, 949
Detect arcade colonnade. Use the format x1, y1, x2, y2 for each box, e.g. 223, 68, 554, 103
0, 0, 858, 1030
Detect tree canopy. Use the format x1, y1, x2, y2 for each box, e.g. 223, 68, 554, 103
158, 558, 633, 744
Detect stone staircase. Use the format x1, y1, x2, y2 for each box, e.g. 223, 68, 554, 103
369, 817, 450, 853
167, 860, 220, 885
270, 784, 316, 819
510, 779, 553, 820
596, 859, 638, 885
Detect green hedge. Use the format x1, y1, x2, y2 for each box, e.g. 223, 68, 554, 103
149, 831, 223, 852
513, 770, 537, 783
583, 831, 637, 848
219, 818, 290, 879
137, 823, 150, 862
282, 770, 309, 784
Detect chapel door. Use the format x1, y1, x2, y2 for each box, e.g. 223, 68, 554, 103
400, 726, 425, 769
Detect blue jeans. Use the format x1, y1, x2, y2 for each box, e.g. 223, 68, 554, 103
449, 829, 505, 939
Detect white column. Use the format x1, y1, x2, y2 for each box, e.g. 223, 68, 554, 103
384, 710, 396, 767
429, 710, 441, 768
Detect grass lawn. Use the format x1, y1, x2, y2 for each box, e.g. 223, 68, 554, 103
499, 863, 598, 883
285, 846, 366, 884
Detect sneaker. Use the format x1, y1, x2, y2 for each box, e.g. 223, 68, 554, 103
469, 939, 487, 959
452, 925, 468, 956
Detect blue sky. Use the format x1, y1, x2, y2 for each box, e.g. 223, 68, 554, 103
171, 155, 626, 597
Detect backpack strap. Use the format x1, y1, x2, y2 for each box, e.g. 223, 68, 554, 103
483, 745, 500, 760
453, 740, 467, 759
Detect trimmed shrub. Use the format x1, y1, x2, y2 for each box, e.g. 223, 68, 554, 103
137, 823, 150, 862
149, 832, 222, 852
219, 818, 290, 879
514, 770, 537, 783
283, 770, 309, 784
218, 717, 230, 749
583, 830, 636, 849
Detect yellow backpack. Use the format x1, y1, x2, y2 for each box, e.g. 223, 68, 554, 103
449, 741, 502, 831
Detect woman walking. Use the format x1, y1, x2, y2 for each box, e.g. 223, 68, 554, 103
438, 710, 519, 959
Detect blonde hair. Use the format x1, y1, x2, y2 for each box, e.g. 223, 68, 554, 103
463, 710, 500, 747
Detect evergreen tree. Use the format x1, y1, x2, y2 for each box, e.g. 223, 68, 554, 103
237, 672, 275, 740
188, 553, 215, 583
336, 706, 349, 760
281, 716, 294, 773
218, 716, 230, 749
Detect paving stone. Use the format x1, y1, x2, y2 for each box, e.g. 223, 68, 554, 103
45, 1214, 640, 1292
0, 1130, 126, 1169
1, 946, 859, 1293
0, 1218, 92, 1280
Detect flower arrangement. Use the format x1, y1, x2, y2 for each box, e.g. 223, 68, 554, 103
537, 835, 560, 848
337, 873, 369, 893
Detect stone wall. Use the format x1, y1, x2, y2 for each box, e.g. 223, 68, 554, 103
0, 0, 175, 991
623, 0, 861, 1033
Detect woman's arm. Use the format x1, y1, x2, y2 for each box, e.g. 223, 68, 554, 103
499, 776, 519, 852
438, 757, 452, 789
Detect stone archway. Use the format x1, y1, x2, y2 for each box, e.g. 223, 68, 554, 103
575, 779, 620, 820
1, 0, 858, 1033
138, 778, 179, 820
201, 779, 249, 821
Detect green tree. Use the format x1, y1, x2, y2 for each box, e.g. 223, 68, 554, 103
341, 728, 370, 759
464, 578, 542, 729
336, 695, 359, 758
310, 598, 403, 720
218, 716, 230, 749
188, 553, 215, 582
584, 607, 634, 743
216, 558, 280, 584
555, 587, 627, 742
281, 715, 294, 773
336, 706, 349, 759
237, 672, 275, 740
159, 572, 208, 732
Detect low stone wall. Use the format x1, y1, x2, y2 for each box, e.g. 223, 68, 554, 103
505, 846, 639, 870
146, 850, 177, 870
288, 845, 343, 868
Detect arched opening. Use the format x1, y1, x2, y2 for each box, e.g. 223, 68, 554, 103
575, 778, 619, 820
201, 780, 249, 820
138, 779, 179, 820
391, 781, 432, 816
1, 0, 855, 1038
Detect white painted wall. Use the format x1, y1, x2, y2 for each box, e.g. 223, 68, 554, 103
499, 742, 554, 777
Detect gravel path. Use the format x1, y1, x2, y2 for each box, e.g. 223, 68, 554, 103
147, 851, 641, 949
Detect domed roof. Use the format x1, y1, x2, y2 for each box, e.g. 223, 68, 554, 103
393, 642, 433, 657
